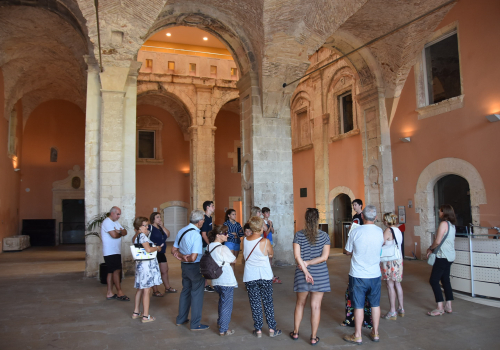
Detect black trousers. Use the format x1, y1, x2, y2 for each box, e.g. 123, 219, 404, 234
429, 257, 454, 303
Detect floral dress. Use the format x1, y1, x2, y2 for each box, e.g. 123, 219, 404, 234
341, 284, 373, 329
134, 233, 162, 289
381, 259, 403, 282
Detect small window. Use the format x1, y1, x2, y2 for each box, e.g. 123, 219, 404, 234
231, 67, 238, 78
189, 63, 196, 75
168, 61, 175, 71
423, 31, 461, 105
210, 65, 217, 77
138, 130, 155, 159
145, 59, 153, 68
339, 92, 353, 134
237, 147, 241, 173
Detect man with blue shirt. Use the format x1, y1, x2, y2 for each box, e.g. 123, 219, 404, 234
171, 209, 208, 331
343, 205, 384, 345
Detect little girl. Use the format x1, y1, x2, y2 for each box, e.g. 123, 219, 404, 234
131, 217, 162, 323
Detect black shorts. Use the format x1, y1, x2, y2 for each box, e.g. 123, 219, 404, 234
104, 254, 122, 274
157, 252, 167, 263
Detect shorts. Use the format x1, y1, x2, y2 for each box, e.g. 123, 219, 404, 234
225, 241, 240, 251
157, 252, 167, 263
104, 254, 122, 274
349, 275, 381, 309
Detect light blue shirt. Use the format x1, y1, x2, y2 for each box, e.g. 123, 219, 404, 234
173, 223, 203, 263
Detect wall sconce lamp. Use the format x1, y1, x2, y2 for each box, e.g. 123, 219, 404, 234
486, 114, 500, 123
400, 137, 411, 143
14, 168, 20, 172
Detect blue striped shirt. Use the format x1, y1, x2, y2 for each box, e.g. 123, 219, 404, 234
223, 220, 243, 244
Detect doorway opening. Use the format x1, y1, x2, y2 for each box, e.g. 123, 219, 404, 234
333, 193, 353, 248
434, 174, 472, 233
61, 199, 85, 244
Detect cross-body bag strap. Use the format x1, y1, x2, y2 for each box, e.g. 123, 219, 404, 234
434, 221, 450, 254
178, 228, 196, 246
389, 227, 399, 250
246, 238, 263, 261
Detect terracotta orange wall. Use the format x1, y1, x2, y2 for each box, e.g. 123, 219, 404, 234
391, 0, 500, 254
214, 110, 241, 225
135, 105, 190, 218
328, 134, 365, 204
0, 69, 23, 241
19, 100, 85, 221
293, 148, 315, 232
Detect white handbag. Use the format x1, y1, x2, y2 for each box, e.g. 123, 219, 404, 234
380, 228, 402, 262
130, 233, 157, 261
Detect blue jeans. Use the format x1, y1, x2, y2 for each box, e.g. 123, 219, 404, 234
349, 275, 381, 309
225, 241, 240, 251
176, 263, 205, 328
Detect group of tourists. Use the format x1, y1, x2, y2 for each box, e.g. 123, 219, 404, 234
100, 198, 457, 345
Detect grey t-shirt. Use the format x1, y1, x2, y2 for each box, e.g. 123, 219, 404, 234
345, 224, 384, 278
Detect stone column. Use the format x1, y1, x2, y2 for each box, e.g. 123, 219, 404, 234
84, 61, 141, 277
239, 72, 295, 265
189, 125, 216, 212
83, 56, 102, 277
356, 88, 395, 221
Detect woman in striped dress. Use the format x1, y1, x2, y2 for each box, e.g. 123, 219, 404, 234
223, 209, 244, 267
290, 208, 331, 345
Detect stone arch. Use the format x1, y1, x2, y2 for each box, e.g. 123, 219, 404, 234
144, 3, 259, 78
414, 158, 487, 257
212, 91, 240, 122
137, 91, 193, 140
327, 186, 356, 241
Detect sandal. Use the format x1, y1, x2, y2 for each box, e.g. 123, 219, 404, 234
427, 309, 444, 317
310, 336, 320, 346
220, 330, 235, 336
398, 308, 405, 317
343, 334, 362, 345
369, 332, 380, 342
382, 311, 397, 320
106, 294, 117, 300
269, 329, 282, 337
252, 329, 262, 338
289, 331, 299, 341
272, 277, 282, 284
142, 315, 156, 323
165, 287, 177, 293
131, 312, 142, 319
116, 295, 130, 301
152, 291, 164, 297
444, 307, 452, 314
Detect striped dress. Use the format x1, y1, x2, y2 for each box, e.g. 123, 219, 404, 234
293, 230, 331, 292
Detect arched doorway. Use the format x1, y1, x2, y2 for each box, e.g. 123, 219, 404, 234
434, 175, 472, 232
333, 193, 352, 248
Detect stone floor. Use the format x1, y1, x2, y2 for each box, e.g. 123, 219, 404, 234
0, 245, 498, 349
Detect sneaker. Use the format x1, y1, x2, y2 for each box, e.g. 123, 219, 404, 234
204, 285, 215, 293
191, 324, 210, 331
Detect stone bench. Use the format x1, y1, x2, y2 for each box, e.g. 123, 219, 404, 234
3, 235, 30, 251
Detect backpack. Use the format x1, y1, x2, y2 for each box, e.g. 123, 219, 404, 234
200, 244, 224, 279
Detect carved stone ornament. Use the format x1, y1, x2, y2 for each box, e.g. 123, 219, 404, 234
52, 165, 85, 191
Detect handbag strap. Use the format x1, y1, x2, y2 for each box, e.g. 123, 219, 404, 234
246, 238, 263, 261
389, 227, 399, 250
434, 221, 451, 254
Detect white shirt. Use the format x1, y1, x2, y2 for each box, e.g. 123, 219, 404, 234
101, 217, 124, 256
208, 243, 237, 287
345, 224, 384, 278
243, 238, 273, 282
383, 227, 403, 252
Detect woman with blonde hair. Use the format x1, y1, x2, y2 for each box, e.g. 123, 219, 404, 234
380, 213, 404, 320
243, 216, 282, 338
290, 208, 330, 345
